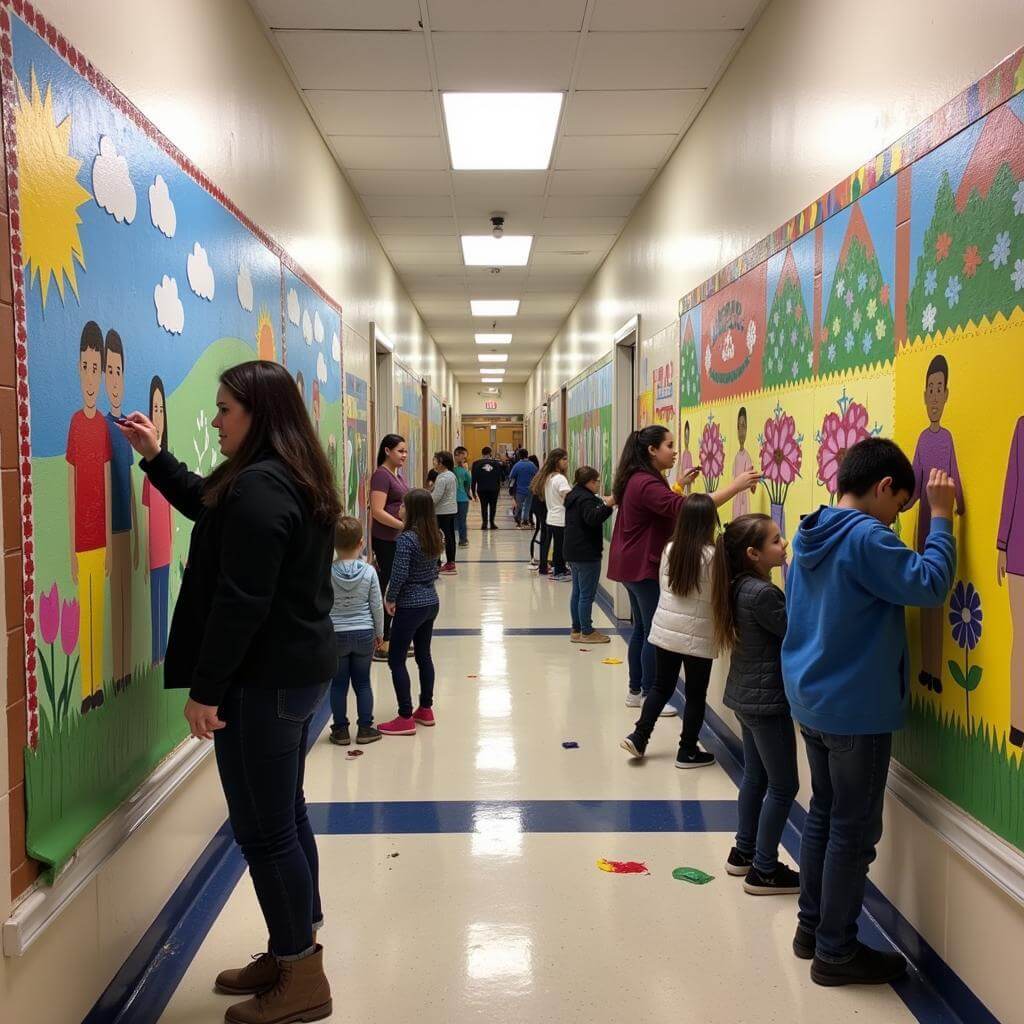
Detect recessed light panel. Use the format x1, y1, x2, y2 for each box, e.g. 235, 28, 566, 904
461, 235, 532, 266
478, 353, 509, 363
476, 334, 512, 345
444, 93, 562, 170
470, 300, 520, 317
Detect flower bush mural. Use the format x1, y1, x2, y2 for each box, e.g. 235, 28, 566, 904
764, 249, 814, 387
758, 405, 803, 582
948, 580, 984, 730
699, 415, 725, 493
37, 582, 81, 728
815, 389, 883, 501
679, 315, 700, 407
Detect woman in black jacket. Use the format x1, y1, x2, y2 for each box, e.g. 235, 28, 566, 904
563, 466, 615, 643
119, 360, 340, 1024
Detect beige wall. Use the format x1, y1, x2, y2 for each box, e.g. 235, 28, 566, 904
525, 1, 1024, 1017
458, 384, 526, 417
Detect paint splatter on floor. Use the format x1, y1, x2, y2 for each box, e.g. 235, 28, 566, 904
672, 867, 714, 884
601, 657, 623, 665
597, 858, 649, 875
562, 741, 579, 749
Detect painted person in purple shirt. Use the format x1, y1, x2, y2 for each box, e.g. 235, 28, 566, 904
905, 355, 964, 694
998, 415, 1024, 746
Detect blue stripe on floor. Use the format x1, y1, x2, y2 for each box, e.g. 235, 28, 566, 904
433, 627, 600, 636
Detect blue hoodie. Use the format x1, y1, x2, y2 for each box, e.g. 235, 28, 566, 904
782, 505, 955, 735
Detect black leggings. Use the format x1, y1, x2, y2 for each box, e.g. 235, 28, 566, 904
633, 647, 713, 752
540, 524, 566, 575
388, 603, 439, 718
437, 513, 457, 564
372, 537, 397, 640
478, 491, 498, 528
530, 501, 546, 561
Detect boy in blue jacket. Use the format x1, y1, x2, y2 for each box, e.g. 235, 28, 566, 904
782, 438, 956, 988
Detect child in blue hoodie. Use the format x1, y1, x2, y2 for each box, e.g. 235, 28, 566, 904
328, 516, 384, 747
782, 438, 956, 988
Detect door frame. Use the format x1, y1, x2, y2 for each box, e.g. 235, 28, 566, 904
612, 314, 640, 620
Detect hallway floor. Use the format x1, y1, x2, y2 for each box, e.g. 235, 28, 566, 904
157, 500, 938, 1023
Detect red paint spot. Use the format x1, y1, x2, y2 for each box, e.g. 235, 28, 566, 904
597, 858, 649, 875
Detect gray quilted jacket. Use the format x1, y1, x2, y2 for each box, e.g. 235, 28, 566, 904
722, 574, 790, 717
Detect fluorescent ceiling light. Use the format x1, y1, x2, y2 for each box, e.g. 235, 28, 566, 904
444, 93, 562, 170
478, 353, 508, 363
481, 378, 503, 383
476, 333, 512, 345
471, 300, 520, 317
461, 235, 532, 267
481, 368, 506, 375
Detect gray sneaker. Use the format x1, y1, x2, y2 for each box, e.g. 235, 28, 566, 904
356, 725, 382, 744
625, 690, 642, 708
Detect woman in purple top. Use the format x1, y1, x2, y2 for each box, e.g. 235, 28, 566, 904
998, 415, 1024, 746
370, 433, 409, 658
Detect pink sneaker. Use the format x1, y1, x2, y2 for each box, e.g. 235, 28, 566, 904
412, 707, 435, 727
378, 715, 416, 736
440, 563, 458, 575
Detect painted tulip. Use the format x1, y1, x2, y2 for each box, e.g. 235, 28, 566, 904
60, 598, 80, 656
40, 583, 59, 645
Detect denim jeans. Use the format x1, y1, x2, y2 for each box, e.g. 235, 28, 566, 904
798, 728, 892, 963
329, 630, 374, 727
569, 561, 601, 633
456, 500, 469, 543
214, 681, 329, 957
388, 602, 439, 717
633, 647, 712, 751
735, 712, 799, 874
516, 493, 532, 524
623, 578, 660, 695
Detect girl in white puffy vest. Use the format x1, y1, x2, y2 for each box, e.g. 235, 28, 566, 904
621, 493, 720, 768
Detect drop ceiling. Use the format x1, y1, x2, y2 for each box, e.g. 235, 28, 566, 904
251, 0, 766, 383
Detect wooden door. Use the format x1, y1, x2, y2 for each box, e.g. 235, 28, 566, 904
463, 424, 491, 459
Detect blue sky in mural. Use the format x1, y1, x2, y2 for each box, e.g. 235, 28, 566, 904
14, 16, 282, 457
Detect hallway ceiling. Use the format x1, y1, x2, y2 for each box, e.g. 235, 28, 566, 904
251, 0, 765, 384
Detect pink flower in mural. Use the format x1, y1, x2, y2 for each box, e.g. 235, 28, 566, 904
40, 582, 59, 645
815, 390, 883, 502
699, 416, 726, 492
60, 598, 80, 657
758, 404, 803, 507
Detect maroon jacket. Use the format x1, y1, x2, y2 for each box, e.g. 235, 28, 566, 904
608, 471, 686, 583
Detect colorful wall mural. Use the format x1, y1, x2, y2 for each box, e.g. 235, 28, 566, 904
677, 52, 1024, 854
429, 390, 443, 457
547, 391, 562, 451
567, 356, 614, 538
343, 323, 370, 531
396, 363, 422, 489
638, 320, 682, 488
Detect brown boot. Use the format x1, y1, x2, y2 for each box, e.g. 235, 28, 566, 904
225, 944, 332, 1023
215, 949, 279, 996
580, 630, 610, 644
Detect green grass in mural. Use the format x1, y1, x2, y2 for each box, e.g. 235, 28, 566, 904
892, 695, 1024, 850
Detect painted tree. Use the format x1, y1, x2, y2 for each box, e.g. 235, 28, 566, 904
679, 315, 700, 407
764, 248, 813, 387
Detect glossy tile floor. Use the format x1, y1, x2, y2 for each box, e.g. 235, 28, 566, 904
160, 500, 924, 1023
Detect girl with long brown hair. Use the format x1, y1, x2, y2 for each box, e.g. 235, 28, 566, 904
531, 447, 571, 578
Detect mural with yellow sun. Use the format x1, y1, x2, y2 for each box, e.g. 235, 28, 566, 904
256, 305, 276, 360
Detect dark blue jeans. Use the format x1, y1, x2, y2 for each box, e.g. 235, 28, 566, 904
456, 500, 469, 543
329, 630, 374, 727
735, 712, 800, 874
624, 578, 660, 695
388, 602, 439, 717
214, 682, 329, 957
569, 561, 601, 633
516, 492, 532, 524
798, 728, 892, 963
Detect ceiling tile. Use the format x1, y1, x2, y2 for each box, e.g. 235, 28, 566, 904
389, 250, 465, 268
465, 267, 530, 285
540, 216, 627, 236
426, 0, 588, 31
330, 136, 447, 170
547, 169, 652, 195
256, 0, 422, 29
306, 91, 439, 136
363, 195, 455, 216
563, 89, 703, 134
533, 235, 615, 254
373, 217, 458, 235
524, 271, 592, 290
414, 298, 474, 315
432, 32, 578, 90
451, 171, 548, 196
530, 252, 605, 270
346, 170, 452, 195
274, 30, 431, 90
555, 134, 675, 170
380, 235, 460, 253
518, 294, 578, 315
453, 195, 546, 225
576, 31, 741, 90
589, 0, 762, 31
543, 195, 637, 217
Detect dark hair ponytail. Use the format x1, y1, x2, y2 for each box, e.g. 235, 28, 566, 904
711, 513, 776, 652
612, 425, 670, 505
665, 493, 718, 598
377, 433, 405, 467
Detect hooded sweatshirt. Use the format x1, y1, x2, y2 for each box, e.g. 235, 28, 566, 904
330, 558, 384, 636
782, 505, 955, 735
564, 484, 614, 561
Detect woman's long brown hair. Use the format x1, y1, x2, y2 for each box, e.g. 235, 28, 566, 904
401, 488, 445, 559
531, 447, 568, 497
202, 360, 342, 525
611, 426, 670, 505
665, 493, 718, 598
711, 513, 776, 652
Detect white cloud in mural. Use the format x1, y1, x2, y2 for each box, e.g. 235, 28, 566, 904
316, 351, 328, 383
154, 275, 184, 334
237, 264, 254, 312
93, 136, 137, 224
148, 174, 176, 237
187, 242, 215, 300
332, 332, 340, 362
314, 311, 325, 344
302, 309, 313, 345
287, 288, 300, 325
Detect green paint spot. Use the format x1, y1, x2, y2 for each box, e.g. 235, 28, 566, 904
672, 867, 714, 884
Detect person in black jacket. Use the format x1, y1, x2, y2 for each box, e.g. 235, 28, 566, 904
119, 361, 339, 1024
563, 467, 615, 643
711, 513, 800, 899
471, 445, 504, 529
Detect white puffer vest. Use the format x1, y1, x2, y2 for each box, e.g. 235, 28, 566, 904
648, 543, 718, 659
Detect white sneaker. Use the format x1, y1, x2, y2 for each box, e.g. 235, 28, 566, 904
625, 691, 642, 708
659, 705, 678, 717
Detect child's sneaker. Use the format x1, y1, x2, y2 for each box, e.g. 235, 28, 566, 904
412, 707, 435, 727
743, 863, 801, 896
570, 630, 582, 643
579, 630, 610, 644
439, 562, 458, 575
624, 690, 643, 708
549, 571, 572, 582
328, 725, 350, 746
658, 705, 678, 717
675, 747, 716, 769
620, 732, 646, 758
378, 715, 416, 736
725, 847, 753, 876
793, 926, 816, 960
356, 725, 382, 744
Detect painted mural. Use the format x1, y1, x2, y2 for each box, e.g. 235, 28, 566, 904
343, 323, 370, 531
547, 391, 561, 451
396, 363, 422, 488
567, 356, 613, 539
677, 58, 1024, 854
429, 390, 444, 457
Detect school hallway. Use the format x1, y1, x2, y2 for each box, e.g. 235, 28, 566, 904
155, 499, 928, 1024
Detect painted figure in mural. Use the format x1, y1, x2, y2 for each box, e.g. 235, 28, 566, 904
674, 419, 695, 495
732, 407, 755, 517
67, 322, 112, 714
905, 355, 965, 694
141, 377, 173, 666
998, 416, 1024, 747
311, 378, 321, 439
103, 329, 139, 692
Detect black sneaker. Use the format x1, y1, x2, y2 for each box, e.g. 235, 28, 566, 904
725, 847, 753, 876
356, 725, 382, 744
743, 863, 800, 895
329, 725, 351, 746
620, 733, 646, 759
810, 943, 907, 987
793, 926, 816, 960
674, 747, 715, 769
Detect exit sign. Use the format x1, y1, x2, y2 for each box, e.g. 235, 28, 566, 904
484, 400, 498, 410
